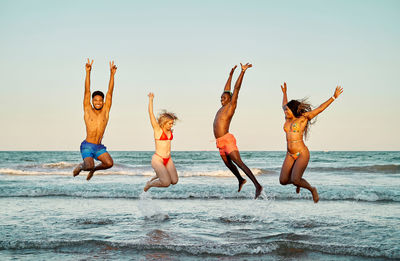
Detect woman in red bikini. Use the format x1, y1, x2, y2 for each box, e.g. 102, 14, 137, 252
144, 92, 179, 192
280, 82, 343, 203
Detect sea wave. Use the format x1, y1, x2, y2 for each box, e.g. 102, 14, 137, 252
0, 185, 398, 202
308, 164, 400, 174
0, 167, 267, 177
0, 239, 397, 259
2, 163, 399, 177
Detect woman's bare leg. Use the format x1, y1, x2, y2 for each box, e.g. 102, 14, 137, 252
280, 153, 295, 185
144, 155, 172, 191
290, 148, 319, 203
165, 158, 179, 185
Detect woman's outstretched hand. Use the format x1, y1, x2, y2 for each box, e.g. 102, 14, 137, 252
333, 86, 343, 99
281, 82, 287, 94
148, 92, 154, 99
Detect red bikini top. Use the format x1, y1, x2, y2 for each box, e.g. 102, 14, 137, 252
156, 131, 173, 141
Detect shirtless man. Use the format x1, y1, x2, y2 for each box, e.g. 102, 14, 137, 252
213, 63, 263, 199
73, 58, 116, 180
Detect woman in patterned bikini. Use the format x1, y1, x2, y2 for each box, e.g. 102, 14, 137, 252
144, 92, 179, 192
280, 82, 343, 203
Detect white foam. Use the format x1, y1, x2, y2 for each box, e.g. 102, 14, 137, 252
179, 168, 263, 177
42, 162, 76, 169
137, 192, 169, 220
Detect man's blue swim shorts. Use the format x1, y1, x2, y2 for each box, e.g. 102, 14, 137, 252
80, 140, 107, 160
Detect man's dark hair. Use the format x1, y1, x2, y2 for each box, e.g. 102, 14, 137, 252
92, 91, 104, 99
223, 91, 232, 97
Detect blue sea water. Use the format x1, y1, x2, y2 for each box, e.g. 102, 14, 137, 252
0, 151, 399, 260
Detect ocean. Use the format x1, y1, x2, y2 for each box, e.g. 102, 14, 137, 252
0, 151, 399, 260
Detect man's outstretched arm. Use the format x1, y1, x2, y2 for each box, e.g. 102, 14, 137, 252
224, 65, 237, 92
105, 61, 117, 110
84, 58, 93, 110
231, 63, 252, 108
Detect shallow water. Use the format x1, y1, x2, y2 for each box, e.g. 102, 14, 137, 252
0, 151, 399, 260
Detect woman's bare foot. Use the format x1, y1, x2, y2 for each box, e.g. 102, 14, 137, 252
311, 187, 319, 203
144, 181, 152, 192
238, 179, 247, 192
73, 164, 82, 177
255, 185, 263, 199
150, 176, 158, 182
296, 186, 300, 194
86, 170, 95, 181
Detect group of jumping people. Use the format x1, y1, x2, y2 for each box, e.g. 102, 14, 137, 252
73, 59, 343, 203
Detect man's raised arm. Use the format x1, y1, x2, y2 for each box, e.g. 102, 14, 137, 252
224, 65, 237, 92
84, 58, 93, 110
231, 63, 252, 107
105, 61, 117, 110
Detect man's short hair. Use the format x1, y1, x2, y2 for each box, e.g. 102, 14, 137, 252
92, 91, 104, 99
223, 91, 232, 97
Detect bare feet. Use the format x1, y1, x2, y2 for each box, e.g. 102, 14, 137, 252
238, 179, 247, 192
73, 164, 82, 177
150, 176, 158, 182
296, 186, 300, 194
86, 170, 95, 181
311, 187, 319, 203
255, 185, 263, 199
144, 181, 151, 192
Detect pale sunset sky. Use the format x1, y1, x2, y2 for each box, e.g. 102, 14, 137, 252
0, 0, 399, 151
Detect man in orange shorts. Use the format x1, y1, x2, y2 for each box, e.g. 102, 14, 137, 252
213, 63, 263, 199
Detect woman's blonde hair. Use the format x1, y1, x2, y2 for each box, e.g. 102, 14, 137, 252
157, 110, 178, 127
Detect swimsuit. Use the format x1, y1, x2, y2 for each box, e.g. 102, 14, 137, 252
216, 133, 238, 156
283, 121, 301, 134
155, 153, 171, 166
80, 140, 107, 160
156, 131, 173, 141
284, 121, 303, 159
154, 130, 173, 166
287, 151, 301, 160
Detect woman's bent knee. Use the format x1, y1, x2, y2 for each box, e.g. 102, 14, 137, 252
280, 179, 289, 185
160, 179, 171, 187
291, 178, 301, 186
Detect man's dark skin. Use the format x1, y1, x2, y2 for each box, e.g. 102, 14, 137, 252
73, 58, 116, 180
213, 63, 263, 199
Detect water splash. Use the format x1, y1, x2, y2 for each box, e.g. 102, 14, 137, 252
138, 191, 169, 221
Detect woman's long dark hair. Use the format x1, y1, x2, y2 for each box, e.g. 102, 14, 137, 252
286, 99, 315, 139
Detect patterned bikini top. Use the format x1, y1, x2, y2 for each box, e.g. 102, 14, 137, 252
283, 122, 301, 133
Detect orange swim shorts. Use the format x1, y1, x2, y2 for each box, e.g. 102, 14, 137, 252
216, 133, 238, 156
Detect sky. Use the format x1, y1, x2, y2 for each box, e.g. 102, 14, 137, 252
0, 0, 399, 151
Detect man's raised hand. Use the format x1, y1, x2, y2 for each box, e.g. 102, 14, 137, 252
230, 65, 237, 75
86, 58, 93, 72
240, 62, 252, 71
110, 61, 117, 75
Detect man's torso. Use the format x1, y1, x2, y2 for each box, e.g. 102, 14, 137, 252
84, 108, 109, 144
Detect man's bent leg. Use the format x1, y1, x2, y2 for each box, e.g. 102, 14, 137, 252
73, 157, 94, 177
220, 153, 246, 192
228, 150, 263, 198
87, 153, 113, 181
